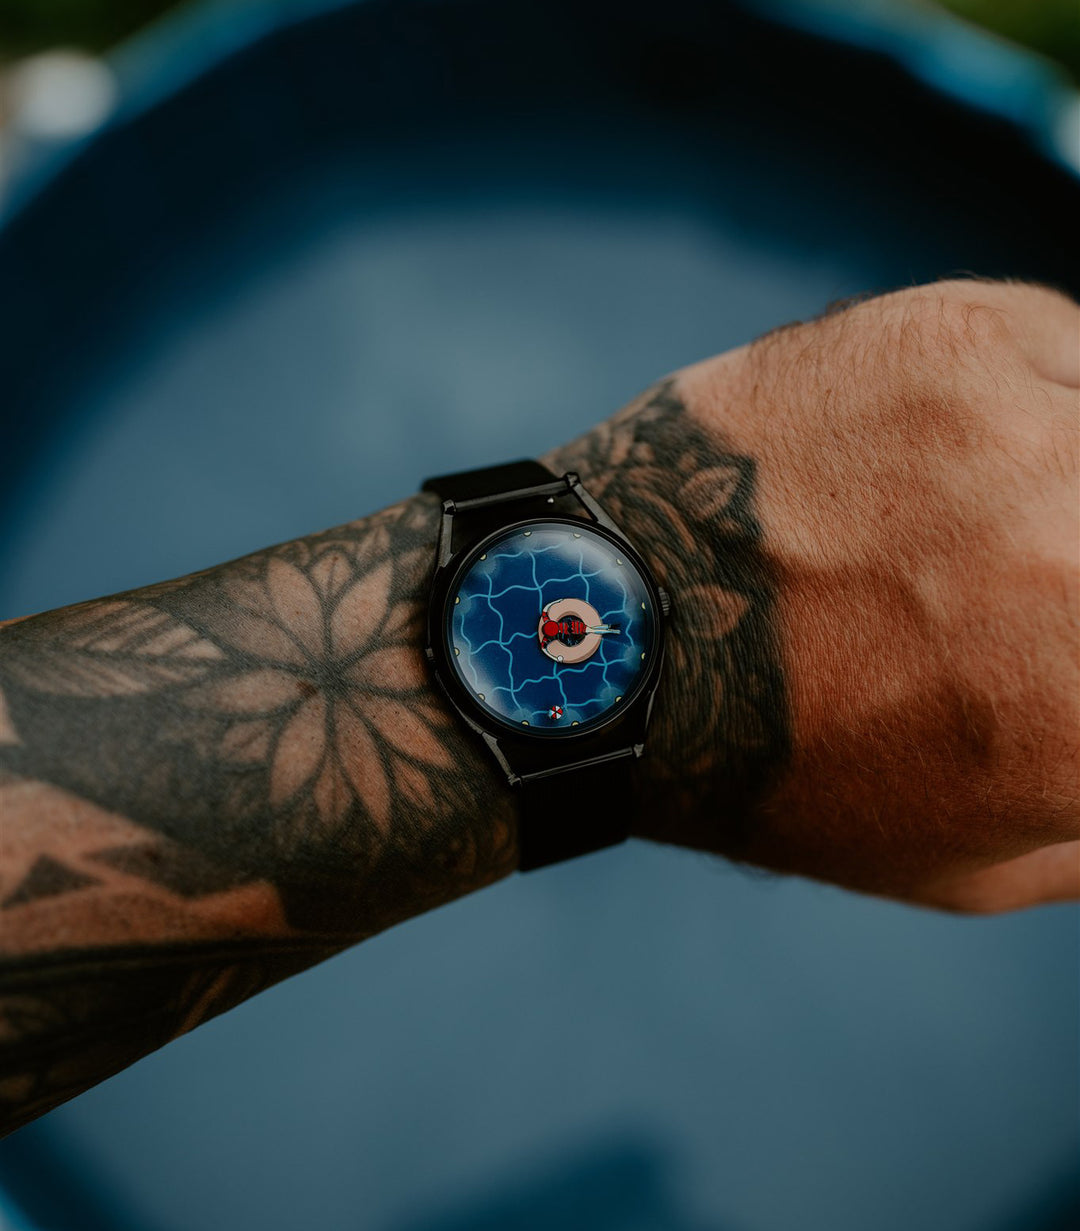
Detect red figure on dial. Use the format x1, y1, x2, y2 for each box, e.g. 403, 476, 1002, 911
538, 598, 620, 664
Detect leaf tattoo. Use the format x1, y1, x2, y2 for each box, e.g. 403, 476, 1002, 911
546, 379, 787, 848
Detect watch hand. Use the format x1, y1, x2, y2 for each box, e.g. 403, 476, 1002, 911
540, 618, 619, 639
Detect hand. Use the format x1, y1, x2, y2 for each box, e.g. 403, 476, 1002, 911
550, 280, 1079, 912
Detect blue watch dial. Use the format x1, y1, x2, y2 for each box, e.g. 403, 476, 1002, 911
446, 520, 657, 734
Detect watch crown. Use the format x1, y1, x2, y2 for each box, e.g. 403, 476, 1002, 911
658, 587, 672, 617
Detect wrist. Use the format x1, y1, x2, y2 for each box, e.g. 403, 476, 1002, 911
543, 379, 790, 854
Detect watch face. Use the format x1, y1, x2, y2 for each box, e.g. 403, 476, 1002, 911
445, 520, 659, 736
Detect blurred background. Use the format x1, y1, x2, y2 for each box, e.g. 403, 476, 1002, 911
0, 1, 1077, 1230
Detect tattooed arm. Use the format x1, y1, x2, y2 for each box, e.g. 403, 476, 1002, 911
1, 383, 769, 1135
0, 495, 525, 1134
1, 277, 1077, 1135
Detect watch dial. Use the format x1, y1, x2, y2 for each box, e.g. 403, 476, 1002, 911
447, 520, 658, 735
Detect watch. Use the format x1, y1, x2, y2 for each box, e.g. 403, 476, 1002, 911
421, 460, 670, 870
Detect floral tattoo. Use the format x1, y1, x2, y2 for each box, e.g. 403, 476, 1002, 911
0, 380, 786, 1134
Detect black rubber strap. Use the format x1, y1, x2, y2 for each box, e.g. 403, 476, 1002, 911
423, 460, 565, 558
422, 459, 557, 503
423, 459, 634, 871
516, 758, 635, 871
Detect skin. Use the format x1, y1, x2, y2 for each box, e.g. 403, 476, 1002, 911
673, 279, 1080, 910
0, 278, 1076, 1136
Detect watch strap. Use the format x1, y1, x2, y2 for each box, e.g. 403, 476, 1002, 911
516, 756, 635, 870
422, 459, 557, 503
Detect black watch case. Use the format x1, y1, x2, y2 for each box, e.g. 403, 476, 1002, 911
423, 473, 669, 787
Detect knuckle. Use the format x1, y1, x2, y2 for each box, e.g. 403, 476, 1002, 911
901, 285, 1012, 366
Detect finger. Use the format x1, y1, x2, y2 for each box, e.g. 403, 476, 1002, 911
916, 840, 1080, 914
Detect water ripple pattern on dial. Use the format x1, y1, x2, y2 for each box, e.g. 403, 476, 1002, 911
448, 522, 655, 733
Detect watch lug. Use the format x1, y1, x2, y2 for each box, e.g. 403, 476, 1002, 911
436, 501, 456, 569
638, 659, 663, 741
565, 473, 620, 533
480, 731, 519, 785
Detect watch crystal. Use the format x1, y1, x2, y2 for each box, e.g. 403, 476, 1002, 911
446, 521, 657, 735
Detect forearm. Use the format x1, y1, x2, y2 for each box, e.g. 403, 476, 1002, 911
0, 375, 792, 1135
0, 494, 517, 1133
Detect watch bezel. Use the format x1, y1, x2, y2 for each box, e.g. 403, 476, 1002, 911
426, 514, 666, 746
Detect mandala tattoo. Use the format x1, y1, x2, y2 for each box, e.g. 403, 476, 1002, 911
0, 380, 787, 1135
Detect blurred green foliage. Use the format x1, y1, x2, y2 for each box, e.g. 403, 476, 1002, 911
0, 1, 182, 60
937, 0, 1080, 84
0, 0, 1076, 85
